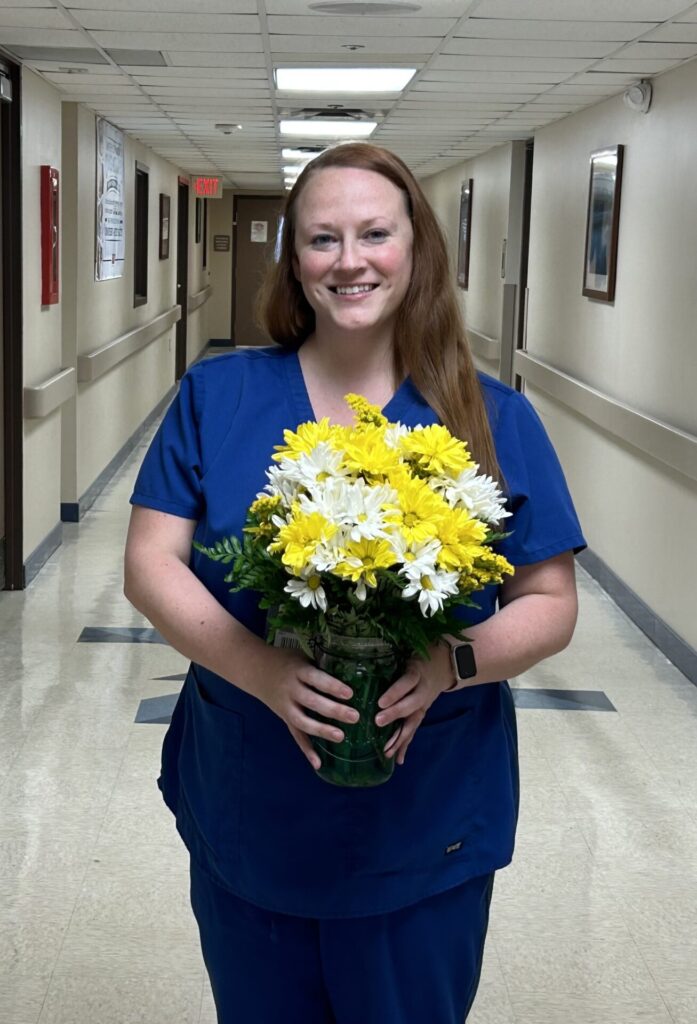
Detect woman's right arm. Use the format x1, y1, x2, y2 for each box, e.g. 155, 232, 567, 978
123, 505, 358, 767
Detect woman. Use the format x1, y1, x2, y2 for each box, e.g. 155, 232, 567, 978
125, 143, 585, 1023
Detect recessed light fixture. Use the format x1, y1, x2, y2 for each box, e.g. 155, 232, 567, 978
214, 123, 243, 134
58, 66, 89, 74
276, 68, 415, 93
310, 2, 421, 11
280, 119, 376, 137
282, 147, 324, 161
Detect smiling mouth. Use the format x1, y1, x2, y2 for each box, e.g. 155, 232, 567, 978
330, 284, 378, 295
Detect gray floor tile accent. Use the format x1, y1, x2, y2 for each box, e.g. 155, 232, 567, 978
78, 626, 167, 644
511, 687, 616, 711
135, 694, 179, 724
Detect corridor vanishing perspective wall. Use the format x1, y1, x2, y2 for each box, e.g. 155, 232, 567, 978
20, 69, 210, 570
423, 55, 697, 659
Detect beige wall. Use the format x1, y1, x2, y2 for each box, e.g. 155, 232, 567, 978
22, 68, 63, 560
421, 144, 512, 378
21, 77, 211, 568
422, 66, 697, 656
67, 104, 182, 498
526, 59, 697, 652
207, 191, 234, 341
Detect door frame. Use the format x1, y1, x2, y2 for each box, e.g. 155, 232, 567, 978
175, 176, 189, 380
1, 54, 23, 589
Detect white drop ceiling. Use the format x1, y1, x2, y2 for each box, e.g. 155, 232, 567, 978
2, 0, 697, 186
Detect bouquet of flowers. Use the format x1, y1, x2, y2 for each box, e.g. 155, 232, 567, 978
195, 394, 513, 785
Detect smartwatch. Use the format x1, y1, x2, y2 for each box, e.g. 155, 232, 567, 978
445, 639, 477, 690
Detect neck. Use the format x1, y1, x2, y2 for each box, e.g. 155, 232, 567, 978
300, 329, 397, 389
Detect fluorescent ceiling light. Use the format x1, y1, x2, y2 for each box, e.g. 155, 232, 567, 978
280, 120, 376, 138
282, 147, 323, 161
283, 165, 304, 176
276, 68, 415, 93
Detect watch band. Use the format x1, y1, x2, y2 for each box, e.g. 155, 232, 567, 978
444, 638, 477, 690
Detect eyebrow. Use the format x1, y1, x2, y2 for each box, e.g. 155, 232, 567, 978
305, 218, 398, 232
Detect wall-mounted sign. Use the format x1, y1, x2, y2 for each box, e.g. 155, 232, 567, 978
95, 118, 125, 281
213, 234, 230, 252
41, 165, 60, 304
250, 220, 268, 243
191, 175, 223, 199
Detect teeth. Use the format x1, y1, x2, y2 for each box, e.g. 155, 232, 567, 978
335, 285, 375, 295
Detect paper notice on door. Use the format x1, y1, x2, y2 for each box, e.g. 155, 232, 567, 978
250, 220, 268, 243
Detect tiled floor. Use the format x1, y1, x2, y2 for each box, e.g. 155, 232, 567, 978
1, 421, 696, 1024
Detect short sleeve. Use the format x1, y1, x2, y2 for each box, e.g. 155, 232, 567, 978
494, 390, 586, 566
130, 368, 204, 520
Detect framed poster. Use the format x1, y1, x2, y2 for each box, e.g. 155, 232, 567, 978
159, 193, 170, 260
582, 145, 624, 302
95, 118, 125, 280
457, 179, 473, 290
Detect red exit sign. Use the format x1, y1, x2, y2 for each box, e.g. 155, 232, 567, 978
192, 175, 223, 198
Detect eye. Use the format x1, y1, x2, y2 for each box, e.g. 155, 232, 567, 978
311, 233, 336, 248
365, 229, 389, 243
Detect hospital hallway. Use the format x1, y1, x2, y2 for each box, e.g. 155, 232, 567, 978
0, 402, 695, 1024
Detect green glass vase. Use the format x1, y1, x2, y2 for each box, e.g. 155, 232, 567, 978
311, 631, 404, 787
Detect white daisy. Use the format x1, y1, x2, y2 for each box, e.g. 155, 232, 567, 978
284, 442, 347, 491
430, 466, 510, 525
284, 571, 328, 612
400, 563, 460, 616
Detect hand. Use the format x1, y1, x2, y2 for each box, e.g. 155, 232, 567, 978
374, 643, 451, 766
257, 647, 359, 770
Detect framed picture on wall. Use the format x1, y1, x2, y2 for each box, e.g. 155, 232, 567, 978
195, 197, 202, 243
457, 179, 473, 290
582, 145, 624, 302
159, 193, 170, 260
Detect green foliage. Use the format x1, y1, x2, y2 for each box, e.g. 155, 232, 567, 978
194, 532, 478, 662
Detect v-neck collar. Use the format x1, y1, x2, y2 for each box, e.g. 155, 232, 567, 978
284, 348, 417, 425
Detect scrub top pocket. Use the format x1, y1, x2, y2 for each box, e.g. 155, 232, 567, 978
177, 669, 244, 864
348, 706, 478, 877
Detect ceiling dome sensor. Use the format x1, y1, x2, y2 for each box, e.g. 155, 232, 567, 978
623, 80, 652, 113
310, 2, 421, 12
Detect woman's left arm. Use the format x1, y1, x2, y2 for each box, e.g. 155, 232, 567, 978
376, 550, 579, 764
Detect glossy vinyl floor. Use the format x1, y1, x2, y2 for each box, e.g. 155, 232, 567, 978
1, 426, 696, 1024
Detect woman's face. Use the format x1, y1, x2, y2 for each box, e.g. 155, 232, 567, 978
292, 166, 414, 342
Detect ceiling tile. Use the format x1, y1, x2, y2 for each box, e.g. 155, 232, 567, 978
443, 39, 620, 58
72, 11, 260, 33
473, 0, 690, 19
457, 18, 658, 41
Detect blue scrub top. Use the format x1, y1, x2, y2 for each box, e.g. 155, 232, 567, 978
131, 347, 586, 919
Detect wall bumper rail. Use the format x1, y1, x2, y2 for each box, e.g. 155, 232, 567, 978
77, 304, 181, 382
24, 367, 76, 419
187, 285, 212, 313
514, 350, 697, 483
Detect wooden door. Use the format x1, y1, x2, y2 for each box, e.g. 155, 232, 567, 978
232, 195, 284, 346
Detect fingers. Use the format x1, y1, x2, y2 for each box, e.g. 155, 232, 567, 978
296, 684, 359, 728
288, 724, 322, 771
377, 666, 419, 713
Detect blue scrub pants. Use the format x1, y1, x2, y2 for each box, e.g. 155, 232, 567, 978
190, 860, 494, 1024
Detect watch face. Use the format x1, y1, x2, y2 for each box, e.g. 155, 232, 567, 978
454, 643, 477, 679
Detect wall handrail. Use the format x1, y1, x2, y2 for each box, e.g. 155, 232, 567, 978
468, 329, 501, 362
514, 350, 697, 483
24, 367, 77, 419
187, 285, 212, 313
77, 304, 181, 382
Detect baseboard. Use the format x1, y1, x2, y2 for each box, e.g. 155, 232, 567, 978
61, 383, 177, 523
209, 338, 233, 346
577, 548, 697, 687
25, 521, 62, 586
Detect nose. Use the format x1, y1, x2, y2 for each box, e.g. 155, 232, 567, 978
336, 237, 365, 272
